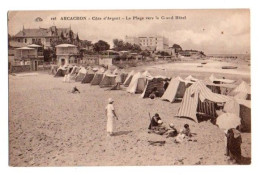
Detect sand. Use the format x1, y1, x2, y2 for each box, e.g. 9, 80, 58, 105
9, 60, 251, 166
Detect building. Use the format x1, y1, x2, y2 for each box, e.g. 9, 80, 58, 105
13, 44, 44, 72
125, 35, 169, 51
12, 26, 76, 49
55, 44, 79, 66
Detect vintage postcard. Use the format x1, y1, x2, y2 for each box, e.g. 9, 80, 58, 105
8, 10, 251, 166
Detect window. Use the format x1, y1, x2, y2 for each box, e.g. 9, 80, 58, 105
18, 39, 20, 42
25, 39, 27, 43
32, 39, 35, 43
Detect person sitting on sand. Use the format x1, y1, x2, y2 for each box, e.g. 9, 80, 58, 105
148, 113, 162, 129
151, 120, 169, 135
166, 123, 178, 138
149, 87, 160, 99
180, 124, 192, 137
71, 86, 80, 93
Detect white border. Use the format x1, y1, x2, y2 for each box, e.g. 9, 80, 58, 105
1, 0, 259, 175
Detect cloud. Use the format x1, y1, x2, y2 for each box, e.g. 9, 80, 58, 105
8, 10, 250, 54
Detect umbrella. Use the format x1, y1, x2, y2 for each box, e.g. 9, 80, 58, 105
216, 113, 241, 130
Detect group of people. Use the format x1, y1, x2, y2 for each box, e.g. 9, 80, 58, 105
148, 113, 192, 143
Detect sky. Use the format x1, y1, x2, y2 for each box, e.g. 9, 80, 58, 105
8, 10, 250, 54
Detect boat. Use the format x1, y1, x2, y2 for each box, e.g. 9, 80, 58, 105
221, 66, 237, 69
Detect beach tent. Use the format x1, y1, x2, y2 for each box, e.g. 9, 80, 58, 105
175, 81, 232, 122
91, 68, 105, 85
99, 73, 117, 88
185, 75, 198, 82
54, 66, 67, 77
113, 68, 119, 75
127, 72, 148, 94
209, 74, 236, 84
229, 81, 251, 100
120, 72, 128, 84
81, 69, 95, 83
123, 70, 135, 87
141, 76, 168, 98
69, 66, 80, 81
66, 65, 74, 74
224, 99, 251, 132
161, 76, 193, 102
203, 79, 237, 95
50, 65, 58, 75
75, 67, 87, 82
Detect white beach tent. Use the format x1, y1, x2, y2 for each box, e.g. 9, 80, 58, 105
229, 81, 251, 100
209, 74, 236, 84
99, 71, 117, 88
127, 72, 148, 94
75, 67, 87, 82
141, 75, 168, 98
185, 75, 198, 82
123, 70, 135, 87
224, 99, 251, 132
81, 69, 95, 84
161, 76, 193, 102
175, 81, 232, 122
91, 68, 106, 85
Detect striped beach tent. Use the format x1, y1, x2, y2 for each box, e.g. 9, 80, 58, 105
175, 81, 232, 122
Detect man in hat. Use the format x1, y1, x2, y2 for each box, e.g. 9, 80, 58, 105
105, 98, 118, 136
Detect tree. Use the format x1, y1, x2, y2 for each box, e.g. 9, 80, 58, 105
60, 31, 66, 40
69, 30, 74, 42
140, 50, 151, 59
172, 44, 182, 53
43, 48, 56, 62
76, 33, 80, 42
93, 40, 110, 52
81, 40, 92, 50
113, 39, 124, 51
113, 38, 142, 53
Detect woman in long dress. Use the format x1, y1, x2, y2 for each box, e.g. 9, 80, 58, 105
105, 98, 118, 136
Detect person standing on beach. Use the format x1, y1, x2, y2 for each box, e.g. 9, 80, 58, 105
105, 98, 118, 136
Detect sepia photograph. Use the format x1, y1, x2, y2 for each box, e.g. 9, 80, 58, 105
7, 9, 251, 167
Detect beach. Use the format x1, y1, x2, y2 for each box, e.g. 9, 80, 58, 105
9, 60, 251, 166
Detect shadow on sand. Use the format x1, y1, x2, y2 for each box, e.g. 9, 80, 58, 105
113, 131, 132, 136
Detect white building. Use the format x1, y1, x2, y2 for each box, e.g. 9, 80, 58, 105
55, 44, 79, 66
125, 35, 169, 51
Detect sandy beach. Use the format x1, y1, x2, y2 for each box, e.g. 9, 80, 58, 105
9, 60, 251, 166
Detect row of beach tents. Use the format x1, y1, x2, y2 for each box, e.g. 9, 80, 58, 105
50, 65, 251, 132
